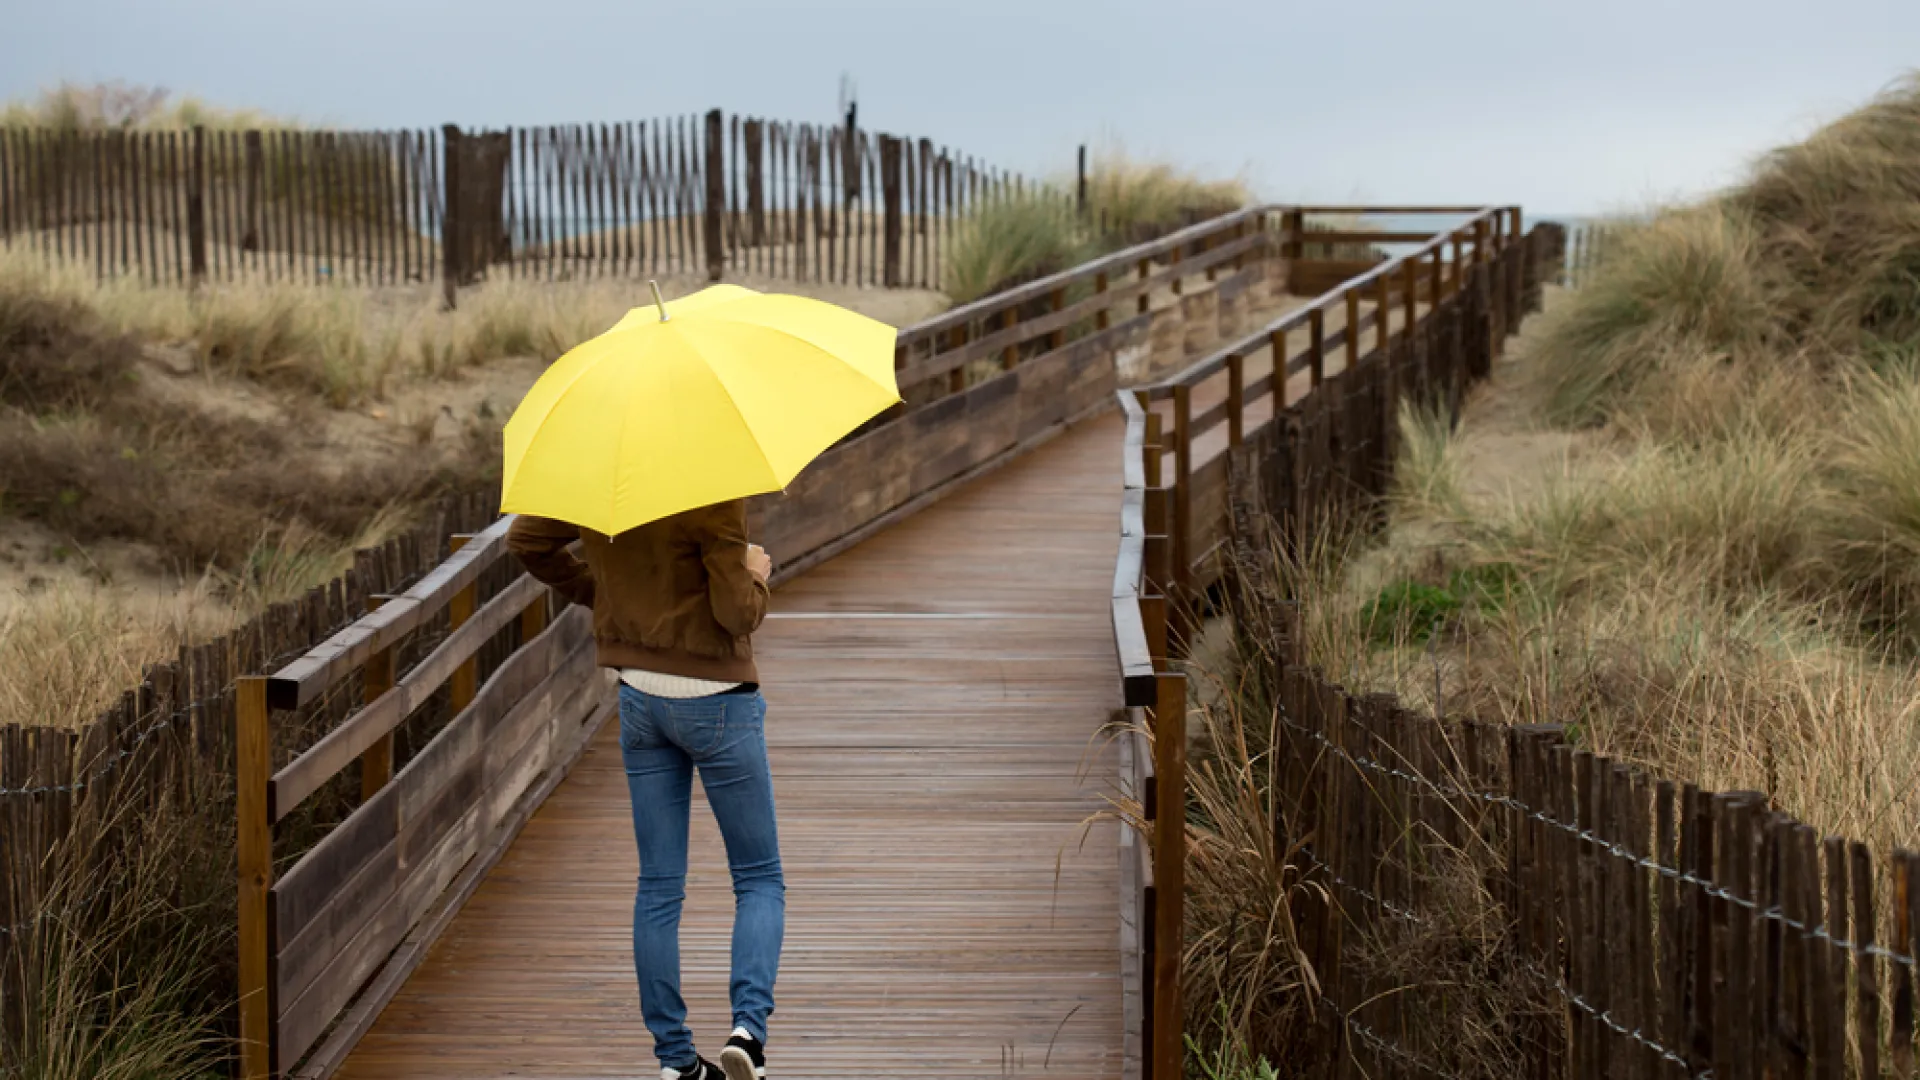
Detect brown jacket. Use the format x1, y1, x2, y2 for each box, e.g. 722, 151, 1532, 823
506, 501, 768, 684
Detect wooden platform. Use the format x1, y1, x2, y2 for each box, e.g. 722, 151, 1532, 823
336, 417, 1129, 1079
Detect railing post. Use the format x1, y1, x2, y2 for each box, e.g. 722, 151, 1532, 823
1269, 326, 1289, 410
1402, 258, 1418, 332
449, 535, 479, 712
521, 585, 551, 658
1428, 248, 1443, 309
1137, 257, 1151, 316
1227, 351, 1244, 448
1141, 407, 1171, 667
1376, 271, 1393, 353
1308, 306, 1325, 388
1096, 271, 1110, 331
360, 595, 396, 802
1150, 670, 1188, 1080
1343, 287, 1360, 372
947, 324, 969, 396
999, 307, 1019, 371
1046, 286, 1066, 351
1142, 404, 1164, 490
1473, 217, 1489, 265
702, 109, 726, 284
1451, 232, 1465, 295
236, 674, 276, 1080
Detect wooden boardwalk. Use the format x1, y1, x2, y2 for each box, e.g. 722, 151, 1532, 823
337, 418, 1129, 1080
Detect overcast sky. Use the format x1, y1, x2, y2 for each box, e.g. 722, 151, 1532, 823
3, 0, 1913, 217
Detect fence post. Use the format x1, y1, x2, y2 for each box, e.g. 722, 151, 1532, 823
745, 119, 765, 247
440, 123, 461, 310
704, 108, 725, 283
188, 125, 207, 287
236, 675, 275, 1079
1077, 143, 1087, 217
1151, 670, 1188, 1080
243, 130, 263, 253
881, 135, 902, 288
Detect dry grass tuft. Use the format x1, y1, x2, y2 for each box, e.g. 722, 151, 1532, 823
2, 709, 236, 1080
943, 151, 1250, 305
1080, 144, 1250, 244
942, 194, 1095, 305
2, 79, 297, 131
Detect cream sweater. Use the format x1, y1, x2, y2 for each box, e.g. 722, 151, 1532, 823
619, 668, 741, 699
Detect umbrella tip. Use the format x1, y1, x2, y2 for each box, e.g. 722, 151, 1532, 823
649, 281, 669, 322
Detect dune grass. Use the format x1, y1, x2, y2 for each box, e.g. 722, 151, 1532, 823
1268, 73, 1920, 861
1081, 145, 1250, 243
941, 194, 1095, 304
0, 250, 640, 406
1, 80, 298, 131
942, 152, 1251, 304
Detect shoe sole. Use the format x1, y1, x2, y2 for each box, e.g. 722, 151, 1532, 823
719, 1047, 761, 1080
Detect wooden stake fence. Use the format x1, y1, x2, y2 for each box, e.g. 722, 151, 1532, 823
0, 112, 1042, 298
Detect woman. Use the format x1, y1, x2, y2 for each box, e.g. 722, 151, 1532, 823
509, 501, 780, 1080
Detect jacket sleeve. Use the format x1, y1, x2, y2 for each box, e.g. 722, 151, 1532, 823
700, 500, 769, 638
505, 515, 596, 608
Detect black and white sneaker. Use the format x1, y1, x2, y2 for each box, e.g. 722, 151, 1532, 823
662, 1057, 725, 1080
719, 1027, 766, 1080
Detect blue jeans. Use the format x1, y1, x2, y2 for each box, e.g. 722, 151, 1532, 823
617, 685, 784, 1069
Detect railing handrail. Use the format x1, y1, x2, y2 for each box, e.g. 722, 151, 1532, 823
266, 571, 545, 822
265, 515, 518, 710
1107, 208, 1555, 1080
1135, 206, 1518, 399
896, 204, 1281, 344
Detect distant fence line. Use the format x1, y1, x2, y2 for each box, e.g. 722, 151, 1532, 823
0, 110, 1054, 298
1560, 217, 1622, 288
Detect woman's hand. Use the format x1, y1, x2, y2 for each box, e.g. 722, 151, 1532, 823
746, 544, 772, 583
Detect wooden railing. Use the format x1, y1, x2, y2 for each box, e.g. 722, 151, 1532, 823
231, 202, 1323, 1080
746, 204, 1299, 583
1108, 207, 1560, 1080
235, 518, 604, 1080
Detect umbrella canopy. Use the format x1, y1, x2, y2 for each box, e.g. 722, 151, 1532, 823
501, 284, 899, 536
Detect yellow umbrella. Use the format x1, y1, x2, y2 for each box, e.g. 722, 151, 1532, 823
500, 283, 899, 536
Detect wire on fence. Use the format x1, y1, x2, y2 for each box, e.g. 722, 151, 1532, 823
1276, 707, 1920, 972
0, 709, 180, 798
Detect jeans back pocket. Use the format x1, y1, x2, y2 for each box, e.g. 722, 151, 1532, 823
665, 699, 729, 757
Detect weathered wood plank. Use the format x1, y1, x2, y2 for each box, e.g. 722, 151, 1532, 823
272, 602, 578, 950
278, 627, 604, 1072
